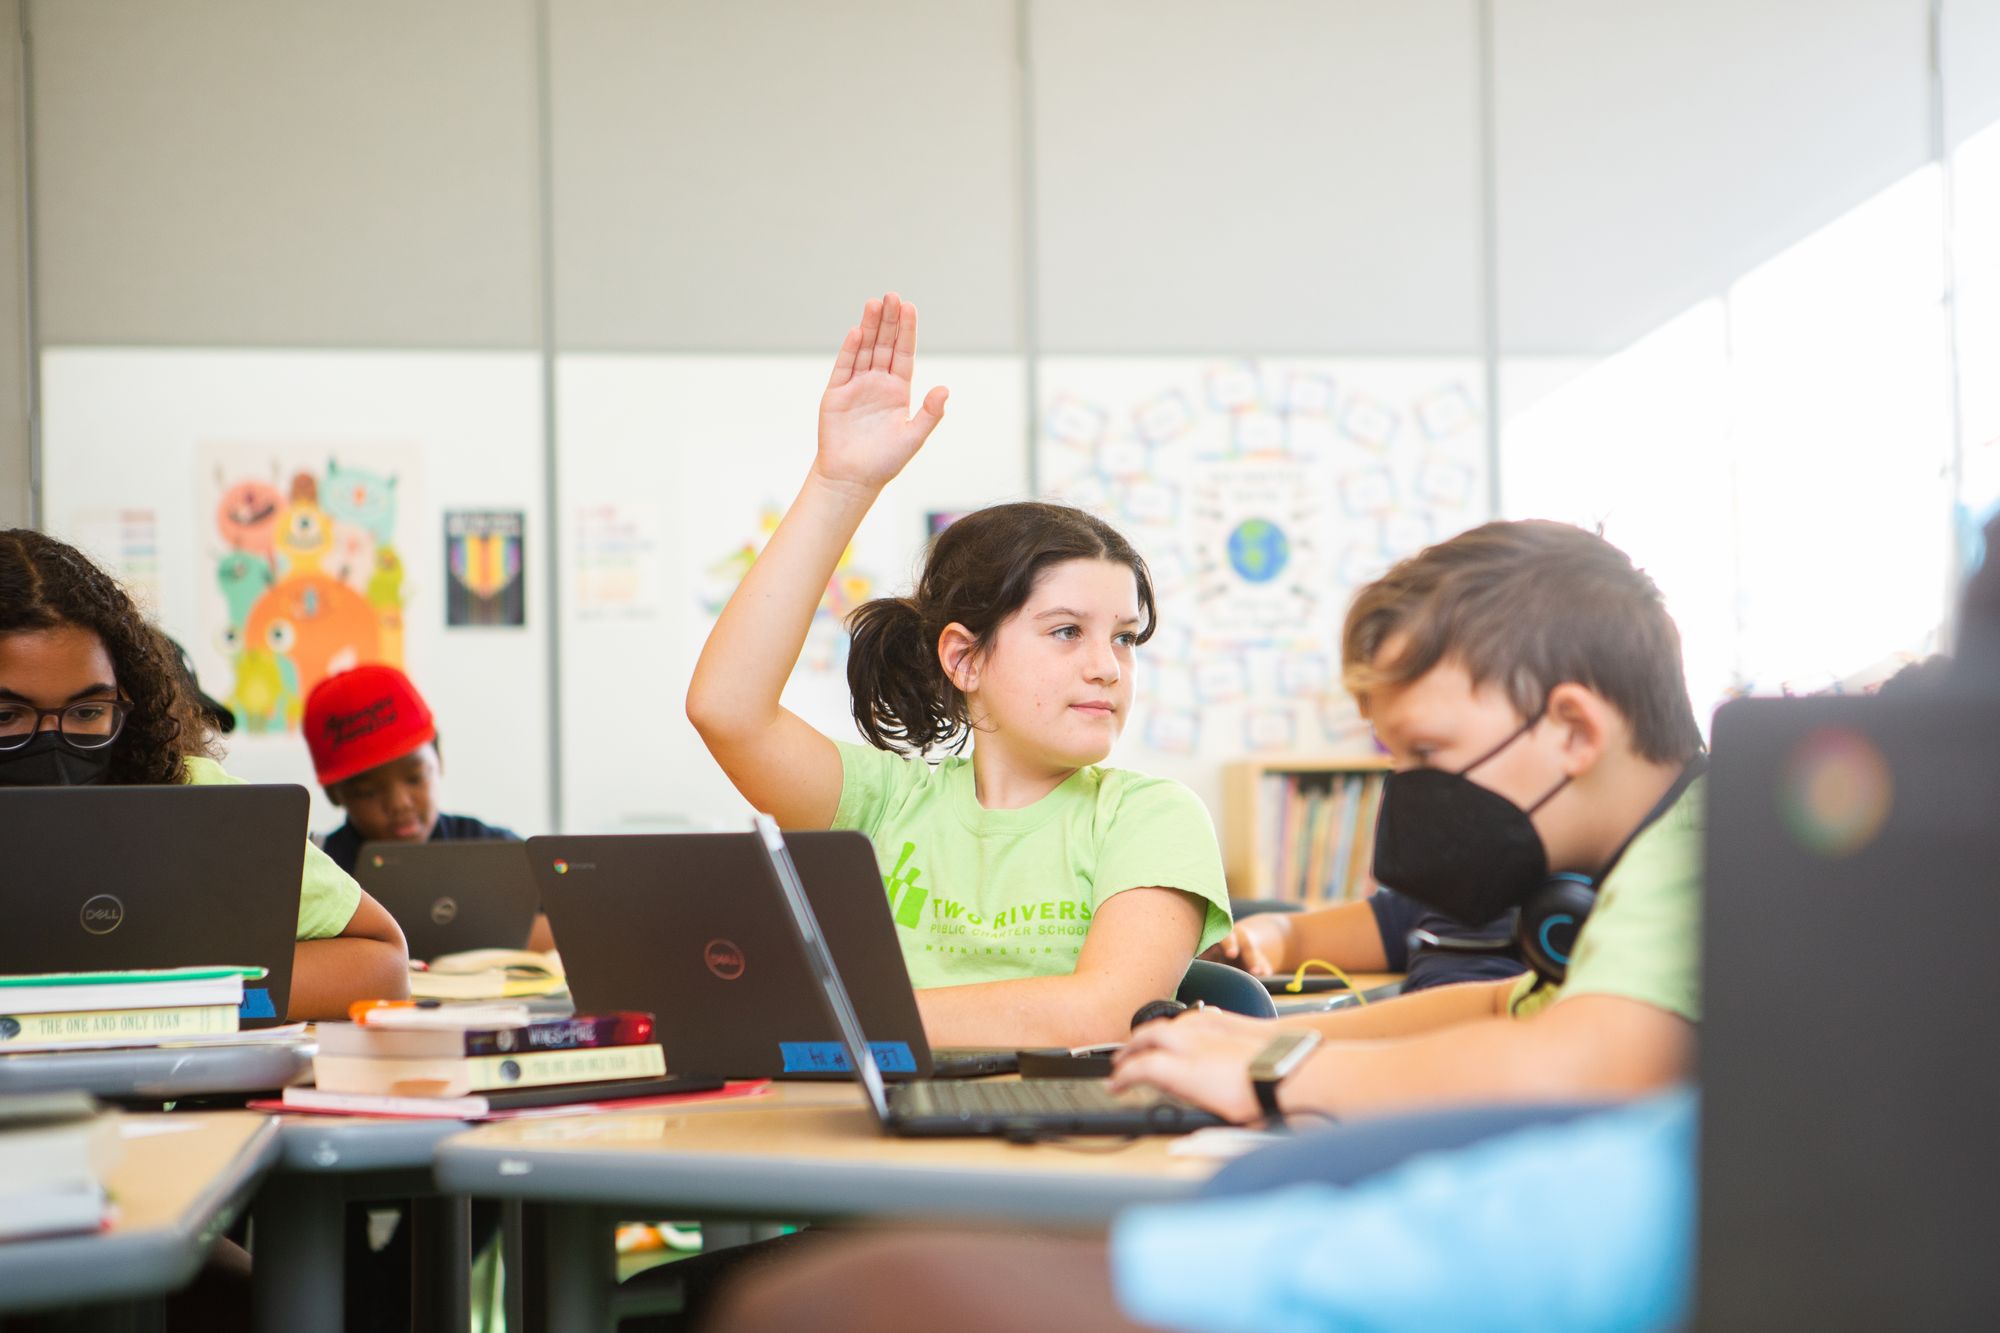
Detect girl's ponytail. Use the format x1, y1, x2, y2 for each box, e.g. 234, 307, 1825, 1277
846, 595, 958, 754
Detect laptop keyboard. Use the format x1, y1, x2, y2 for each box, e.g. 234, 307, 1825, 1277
893, 1079, 1150, 1117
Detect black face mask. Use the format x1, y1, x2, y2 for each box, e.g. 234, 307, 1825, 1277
1370, 713, 1570, 928
0, 732, 116, 787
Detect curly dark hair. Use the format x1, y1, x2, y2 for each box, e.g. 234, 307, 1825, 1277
0, 528, 220, 784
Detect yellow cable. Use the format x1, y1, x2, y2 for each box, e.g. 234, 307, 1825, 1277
1288, 958, 1369, 1004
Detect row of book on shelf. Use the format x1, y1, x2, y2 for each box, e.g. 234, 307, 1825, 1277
1262, 770, 1387, 904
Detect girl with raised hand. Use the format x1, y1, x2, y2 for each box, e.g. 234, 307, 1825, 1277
687, 293, 1231, 1048
0, 528, 410, 1019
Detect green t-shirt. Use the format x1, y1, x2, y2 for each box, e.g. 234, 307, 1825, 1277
182, 756, 361, 941
1511, 774, 1704, 1022
832, 742, 1233, 990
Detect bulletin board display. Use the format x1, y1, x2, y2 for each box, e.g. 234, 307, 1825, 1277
552, 354, 1028, 834
38, 348, 550, 838
1034, 357, 1490, 811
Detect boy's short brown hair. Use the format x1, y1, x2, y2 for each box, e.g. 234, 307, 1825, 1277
1342, 520, 1703, 764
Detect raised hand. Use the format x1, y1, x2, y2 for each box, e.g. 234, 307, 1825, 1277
815, 293, 950, 493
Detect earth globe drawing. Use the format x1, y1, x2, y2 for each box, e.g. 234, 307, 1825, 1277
1227, 518, 1290, 583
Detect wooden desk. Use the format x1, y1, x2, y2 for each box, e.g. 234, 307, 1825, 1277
434, 1081, 1222, 1331
0, 1111, 279, 1320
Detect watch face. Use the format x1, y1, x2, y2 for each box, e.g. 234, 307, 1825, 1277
1248, 1029, 1320, 1082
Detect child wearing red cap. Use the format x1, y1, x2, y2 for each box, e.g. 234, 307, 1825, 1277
304, 664, 524, 854
303, 665, 549, 951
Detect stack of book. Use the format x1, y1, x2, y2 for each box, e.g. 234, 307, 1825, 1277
285, 1004, 672, 1118
0, 1091, 120, 1241
0, 967, 263, 1053
1263, 770, 1387, 904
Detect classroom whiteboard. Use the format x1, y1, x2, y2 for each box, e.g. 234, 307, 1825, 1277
39, 349, 550, 838
553, 354, 1028, 833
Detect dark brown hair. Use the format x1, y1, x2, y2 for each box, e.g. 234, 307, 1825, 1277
846, 502, 1156, 755
1341, 520, 1703, 763
0, 528, 220, 783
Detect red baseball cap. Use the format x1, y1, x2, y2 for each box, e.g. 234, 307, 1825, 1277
303, 664, 437, 787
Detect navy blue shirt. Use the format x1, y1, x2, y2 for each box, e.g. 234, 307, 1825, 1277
321, 812, 521, 877
1368, 886, 1524, 992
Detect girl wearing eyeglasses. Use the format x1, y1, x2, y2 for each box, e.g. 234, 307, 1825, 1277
0, 528, 410, 1019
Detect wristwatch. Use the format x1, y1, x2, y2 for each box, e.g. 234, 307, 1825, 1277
1247, 1030, 1322, 1124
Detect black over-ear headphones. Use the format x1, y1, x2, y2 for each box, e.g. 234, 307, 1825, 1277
1411, 869, 1596, 987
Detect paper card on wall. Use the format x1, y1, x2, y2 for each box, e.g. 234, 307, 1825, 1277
444, 511, 526, 629
1414, 456, 1478, 509
575, 501, 667, 623
1120, 480, 1181, 527
1381, 513, 1435, 559
67, 508, 162, 614
1243, 708, 1297, 752
1232, 412, 1287, 457
1282, 372, 1339, 416
1205, 364, 1262, 414
1144, 708, 1201, 754
200, 445, 418, 736
699, 502, 880, 677
1144, 623, 1196, 671
1045, 396, 1109, 448
1338, 467, 1397, 517
1134, 390, 1196, 445
1192, 654, 1250, 705
1415, 383, 1480, 441
1339, 396, 1400, 451
1098, 436, 1151, 479
1338, 544, 1390, 587
1277, 652, 1332, 699
1317, 697, 1374, 748
1053, 474, 1113, 515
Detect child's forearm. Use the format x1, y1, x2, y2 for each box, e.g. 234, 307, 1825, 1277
287, 936, 410, 1021
916, 974, 1153, 1050
687, 469, 879, 739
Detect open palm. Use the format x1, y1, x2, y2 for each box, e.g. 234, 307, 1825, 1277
816, 292, 950, 491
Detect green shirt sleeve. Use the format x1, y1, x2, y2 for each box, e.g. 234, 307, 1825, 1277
832, 740, 929, 838
1512, 776, 1704, 1022
181, 755, 362, 941
1095, 774, 1235, 956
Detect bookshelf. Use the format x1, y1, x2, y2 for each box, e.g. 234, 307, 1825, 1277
1221, 755, 1394, 903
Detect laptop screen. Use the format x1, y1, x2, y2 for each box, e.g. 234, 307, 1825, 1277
751, 815, 895, 1123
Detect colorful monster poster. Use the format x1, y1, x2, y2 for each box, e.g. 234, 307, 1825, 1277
444, 510, 526, 628
203, 449, 413, 734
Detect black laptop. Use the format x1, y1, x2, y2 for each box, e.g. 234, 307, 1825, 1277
355, 840, 540, 963
527, 830, 1016, 1081
1698, 694, 2000, 1327
748, 815, 1222, 1138
0, 784, 308, 1027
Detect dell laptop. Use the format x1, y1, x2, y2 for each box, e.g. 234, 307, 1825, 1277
356, 840, 540, 962
751, 815, 1222, 1139
0, 784, 309, 1027
1698, 694, 2000, 1327
527, 830, 1015, 1081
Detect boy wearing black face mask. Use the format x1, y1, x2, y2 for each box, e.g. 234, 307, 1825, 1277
1112, 520, 1706, 1123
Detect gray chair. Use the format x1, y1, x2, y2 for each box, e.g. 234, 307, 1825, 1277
1175, 958, 1279, 1018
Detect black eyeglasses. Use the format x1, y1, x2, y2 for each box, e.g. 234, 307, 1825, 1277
0, 699, 132, 752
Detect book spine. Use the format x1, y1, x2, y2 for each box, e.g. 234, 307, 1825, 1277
453, 1043, 665, 1093
461, 1013, 651, 1057
314, 1043, 667, 1097
0, 1005, 238, 1046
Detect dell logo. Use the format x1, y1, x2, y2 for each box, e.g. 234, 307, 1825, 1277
430, 896, 459, 925
80, 894, 125, 935
703, 938, 747, 981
